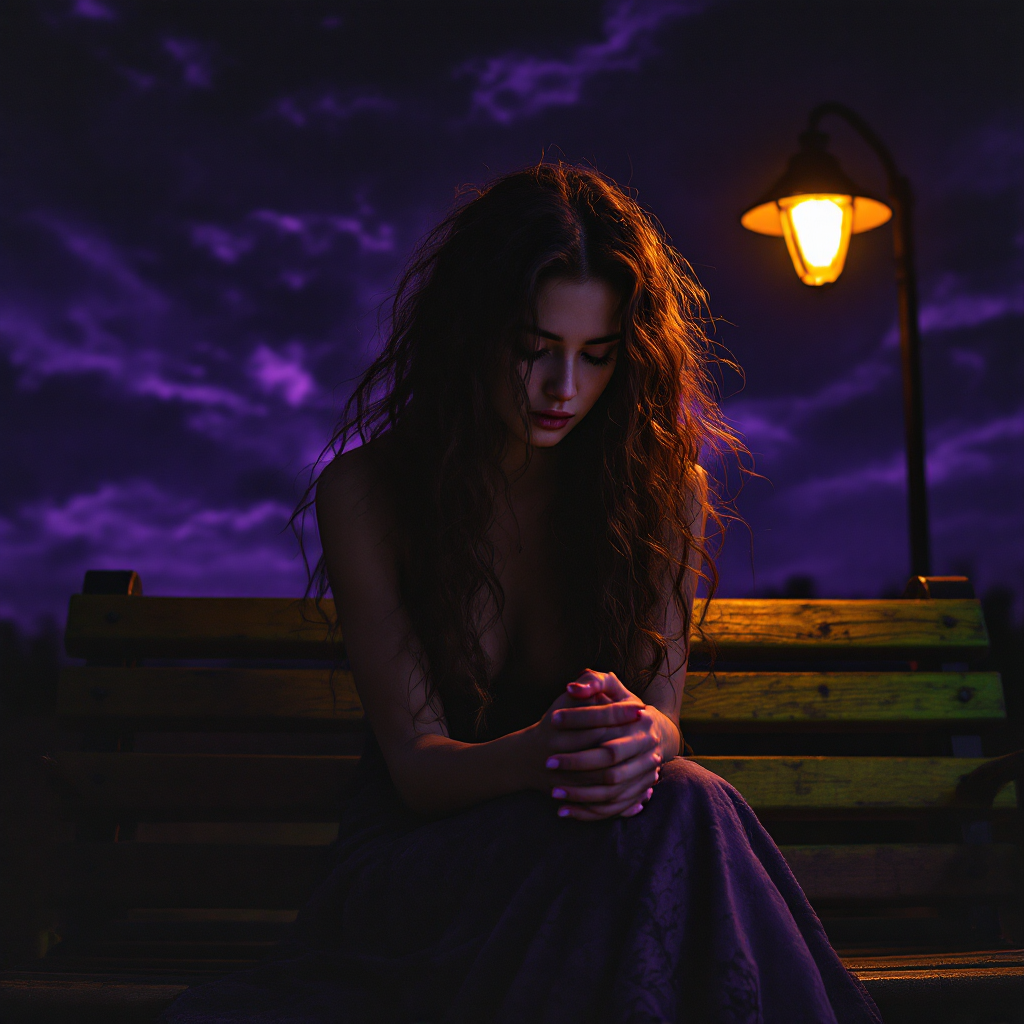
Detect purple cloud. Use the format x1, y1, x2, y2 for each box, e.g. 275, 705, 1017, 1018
190, 224, 254, 264
191, 207, 395, 266
730, 275, 1022, 457
0, 216, 271, 419
71, 0, 116, 21
788, 410, 1024, 510
926, 411, 1024, 485
942, 120, 1024, 195
726, 344, 895, 456
458, 0, 704, 124
880, 277, 1024, 348
0, 296, 261, 413
919, 285, 1024, 335
270, 91, 396, 128
0, 483, 312, 626
162, 37, 215, 89
948, 347, 987, 375
249, 343, 316, 407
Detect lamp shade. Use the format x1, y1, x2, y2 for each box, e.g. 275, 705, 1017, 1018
741, 129, 892, 286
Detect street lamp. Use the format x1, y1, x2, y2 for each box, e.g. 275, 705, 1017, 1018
740, 102, 931, 577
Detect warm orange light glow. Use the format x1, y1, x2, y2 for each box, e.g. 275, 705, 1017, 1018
777, 194, 853, 286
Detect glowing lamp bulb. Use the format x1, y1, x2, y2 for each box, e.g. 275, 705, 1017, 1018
777, 194, 854, 286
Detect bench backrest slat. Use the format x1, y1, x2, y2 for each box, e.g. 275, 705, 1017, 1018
55, 667, 1006, 727
64, 595, 990, 660
57, 666, 363, 724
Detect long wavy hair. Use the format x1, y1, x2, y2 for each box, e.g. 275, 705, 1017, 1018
299, 163, 744, 735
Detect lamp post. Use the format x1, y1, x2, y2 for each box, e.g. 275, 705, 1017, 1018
741, 102, 931, 577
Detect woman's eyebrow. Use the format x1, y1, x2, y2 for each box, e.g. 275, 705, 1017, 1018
531, 327, 622, 345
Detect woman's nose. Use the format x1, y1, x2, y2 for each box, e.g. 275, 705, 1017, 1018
543, 355, 577, 401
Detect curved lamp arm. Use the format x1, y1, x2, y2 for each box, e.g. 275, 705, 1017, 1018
809, 103, 905, 190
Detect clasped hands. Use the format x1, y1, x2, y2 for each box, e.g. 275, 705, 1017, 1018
530, 669, 668, 821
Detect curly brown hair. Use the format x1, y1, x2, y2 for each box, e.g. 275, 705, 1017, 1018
301, 163, 744, 735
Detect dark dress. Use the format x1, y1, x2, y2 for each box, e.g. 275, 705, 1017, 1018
162, 678, 883, 1024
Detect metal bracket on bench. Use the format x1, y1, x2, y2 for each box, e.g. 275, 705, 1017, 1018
75, 570, 142, 842
902, 575, 975, 599
82, 570, 143, 597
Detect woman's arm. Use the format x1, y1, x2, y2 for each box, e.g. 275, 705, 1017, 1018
315, 448, 640, 817
544, 466, 709, 820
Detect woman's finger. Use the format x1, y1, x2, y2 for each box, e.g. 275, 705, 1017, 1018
557, 785, 653, 822
566, 669, 633, 703
546, 726, 620, 757
548, 732, 656, 772
552, 701, 641, 730
587, 785, 656, 818
550, 760, 658, 804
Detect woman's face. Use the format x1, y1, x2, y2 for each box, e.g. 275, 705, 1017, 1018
496, 276, 622, 449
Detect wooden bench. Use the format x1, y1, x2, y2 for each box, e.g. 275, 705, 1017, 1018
1, 569, 1021, 1023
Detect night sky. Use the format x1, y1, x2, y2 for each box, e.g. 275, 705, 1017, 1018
1, 0, 1021, 631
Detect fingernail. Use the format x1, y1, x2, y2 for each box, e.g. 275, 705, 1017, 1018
655, 767, 661, 780
552, 788, 567, 799
557, 806, 571, 818
635, 708, 643, 719
633, 803, 644, 814
645, 788, 653, 799
546, 757, 559, 769
552, 712, 563, 725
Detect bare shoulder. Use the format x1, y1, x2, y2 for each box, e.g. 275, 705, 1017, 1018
315, 437, 395, 533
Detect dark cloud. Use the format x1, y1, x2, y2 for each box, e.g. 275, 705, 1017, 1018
456, 0, 704, 124
1, 0, 1021, 624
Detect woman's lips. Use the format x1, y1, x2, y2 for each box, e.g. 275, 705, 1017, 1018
531, 410, 574, 431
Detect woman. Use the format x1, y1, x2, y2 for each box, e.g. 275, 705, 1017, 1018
164, 164, 881, 1023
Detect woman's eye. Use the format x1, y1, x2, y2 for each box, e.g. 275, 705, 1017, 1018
581, 350, 615, 367
520, 347, 547, 363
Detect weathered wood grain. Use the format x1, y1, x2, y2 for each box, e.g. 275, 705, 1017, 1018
64, 595, 340, 660
54, 843, 325, 909
132, 822, 339, 845
680, 672, 1005, 726
57, 666, 1005, 728
0, 977, 190, 1018
689, 756, 1018, 810
57, 666, 362, 724
47, 753, 360, 818
64, 595, 988, 660
780, 843, 1021, 900
48, 752, 1017, 815
695, 598, 988, 658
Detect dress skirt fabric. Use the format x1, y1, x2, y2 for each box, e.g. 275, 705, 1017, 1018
162, 743, 882, 1024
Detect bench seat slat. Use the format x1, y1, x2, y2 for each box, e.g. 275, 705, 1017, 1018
48, 753, 361, 819
780, 843, 1022, 900
56, 843, 323, 909
52, 842, 1021, 909
5, 961, 1022, 1020
64, 596, 989, 660
56, 667, 1005, 726
48, 753, 1017, 814
57, 666, 362, 724
691, 756, 1018, 810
